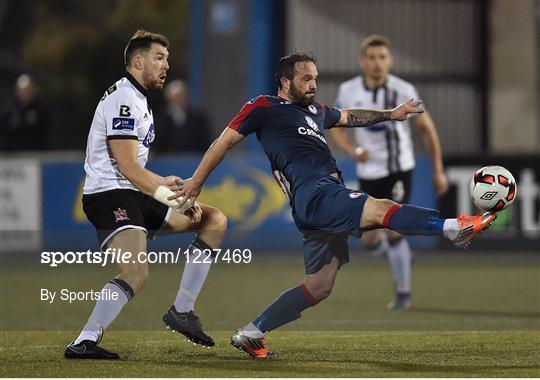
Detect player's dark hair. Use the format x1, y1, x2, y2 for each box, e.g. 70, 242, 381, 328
124, 30, 169, 67
361, 34, 391, 56
274, 52, 316, 89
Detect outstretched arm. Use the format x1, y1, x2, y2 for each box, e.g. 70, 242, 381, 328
335, 98, 424, 128
169, 127, 245, 207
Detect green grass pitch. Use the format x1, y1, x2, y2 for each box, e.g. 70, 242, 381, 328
1, 252, 539, 377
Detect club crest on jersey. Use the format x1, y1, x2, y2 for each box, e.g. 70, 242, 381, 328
113, 208, 129, 222
143, 123, 155, 148
304, 116, 319, 132
349, 191, 362, 199
308, 104, 317, 114
112, 117, 135, 131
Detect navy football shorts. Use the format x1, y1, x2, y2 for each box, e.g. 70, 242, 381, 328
293, 177, 368, 274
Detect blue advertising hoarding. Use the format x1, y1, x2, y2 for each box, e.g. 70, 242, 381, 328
42, 153, 437, 252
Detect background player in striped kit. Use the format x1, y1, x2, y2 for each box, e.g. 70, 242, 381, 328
330, 35, 449, 309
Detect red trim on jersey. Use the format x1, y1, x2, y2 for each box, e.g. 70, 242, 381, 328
320, 103, 328, 109
227, 96, 271, 131
382, 204, 402, 228
299, 283, 318, 306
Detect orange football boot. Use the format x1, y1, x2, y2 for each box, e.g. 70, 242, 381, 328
231, 330, 275, 359
453, 212, 497, 249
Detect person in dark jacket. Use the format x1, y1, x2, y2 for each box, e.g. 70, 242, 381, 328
153, 80, 213, 154
0, 74, 51, 151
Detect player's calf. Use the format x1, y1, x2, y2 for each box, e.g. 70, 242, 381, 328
304, 255, 339, 302
106, 229, 149, 293
117, 260, 149, 294
232, 258, 339, 358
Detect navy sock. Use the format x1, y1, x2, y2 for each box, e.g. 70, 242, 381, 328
383, 204, 445, 236
252, 284, 317, 333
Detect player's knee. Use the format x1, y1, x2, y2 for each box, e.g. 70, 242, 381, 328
388, 235, 403, 247
361, 231, 382, 249
214, 210, 228, 231
360, 197, 399, 229
205, 209, 228, 236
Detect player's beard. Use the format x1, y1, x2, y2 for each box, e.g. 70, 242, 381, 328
289, 82, 315, 106
143, 70, 164, 90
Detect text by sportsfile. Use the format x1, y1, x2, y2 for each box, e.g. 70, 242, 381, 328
40, 248, 253, 267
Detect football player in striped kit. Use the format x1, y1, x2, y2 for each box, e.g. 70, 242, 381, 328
64, 30, 227, 360
330, 35, 449, 310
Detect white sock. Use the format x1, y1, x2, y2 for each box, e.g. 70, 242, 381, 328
74, 281, 131, 344
173, 239, 213, 312
387, 238, 412, 294
443, 218, 459, 241
240, 322, 264, 339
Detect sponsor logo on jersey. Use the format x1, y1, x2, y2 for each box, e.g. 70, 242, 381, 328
113, 208, 129, 222
308, 104, 317, 114
298, 126, 327, 144
143, 123, 155, 148
304, 116, 319, 132
299, 115, 326, 143
112, 117, 135, 131
119, 105, 131, 117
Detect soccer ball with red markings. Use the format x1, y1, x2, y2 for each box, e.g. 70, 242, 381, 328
469, 166, 517, 212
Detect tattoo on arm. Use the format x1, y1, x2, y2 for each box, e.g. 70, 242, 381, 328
346, 109, 392, 127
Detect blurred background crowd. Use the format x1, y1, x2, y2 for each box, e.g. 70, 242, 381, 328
0, 0, 537, 155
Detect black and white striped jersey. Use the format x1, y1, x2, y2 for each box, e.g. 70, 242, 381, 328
335, 74, 418, 180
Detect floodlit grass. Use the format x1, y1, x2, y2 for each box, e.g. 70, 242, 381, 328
1, 252, 539, 376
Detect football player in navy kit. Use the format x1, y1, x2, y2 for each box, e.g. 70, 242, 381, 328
170, 53, 495, 358
64, 30, 227, 360
331, 35, 449, 310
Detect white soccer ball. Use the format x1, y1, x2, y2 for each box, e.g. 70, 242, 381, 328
469, 165, 517, 212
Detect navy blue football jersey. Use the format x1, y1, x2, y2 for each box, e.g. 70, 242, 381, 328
228, 95, 342, 207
